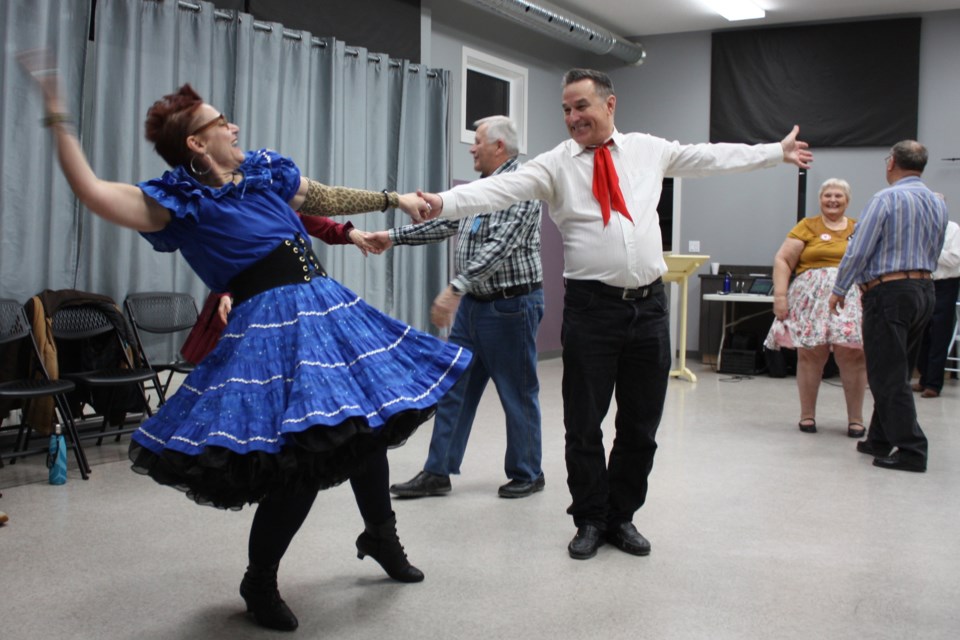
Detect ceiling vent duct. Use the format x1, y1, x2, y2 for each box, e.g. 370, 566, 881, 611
462, 0, 645, 66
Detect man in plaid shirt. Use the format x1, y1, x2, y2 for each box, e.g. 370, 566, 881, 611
366, 115, 546, 499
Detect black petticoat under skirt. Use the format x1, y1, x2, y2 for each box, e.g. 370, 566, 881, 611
128, 273, 470, 510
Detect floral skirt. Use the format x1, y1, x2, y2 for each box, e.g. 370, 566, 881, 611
764, 267, 863, 350
129, 276, 471, 509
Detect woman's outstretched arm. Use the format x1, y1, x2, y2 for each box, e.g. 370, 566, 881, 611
19, 50, 170, 232
290, 177, 431, 223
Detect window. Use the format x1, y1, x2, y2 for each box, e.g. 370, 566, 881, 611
461, 47, 528, 154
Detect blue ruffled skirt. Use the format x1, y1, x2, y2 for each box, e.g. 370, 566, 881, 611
129, 276, 471, 509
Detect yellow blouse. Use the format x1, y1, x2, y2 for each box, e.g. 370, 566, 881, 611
788, 216, 856, 274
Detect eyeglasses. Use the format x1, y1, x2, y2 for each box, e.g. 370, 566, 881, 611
884, 154, 892, 164
189, 113, 228, 137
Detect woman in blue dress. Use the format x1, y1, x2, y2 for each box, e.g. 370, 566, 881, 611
23, 54, 470, 632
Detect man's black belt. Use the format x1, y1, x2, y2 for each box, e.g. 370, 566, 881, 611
468, 282, 542, 302
566, 277, 664, 300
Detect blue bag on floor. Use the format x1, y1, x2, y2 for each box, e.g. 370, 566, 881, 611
47, 425, 67, 485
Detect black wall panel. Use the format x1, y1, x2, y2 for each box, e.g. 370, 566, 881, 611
710, 18, 921, 147
211, 0, 421, 62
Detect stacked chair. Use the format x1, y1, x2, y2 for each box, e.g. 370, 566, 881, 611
49, 298, 160, 446
124, 292, 199, 400
0, 299, 90, 479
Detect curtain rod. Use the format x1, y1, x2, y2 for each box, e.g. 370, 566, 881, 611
171, 1, 436, 76
272, 30, 437, 75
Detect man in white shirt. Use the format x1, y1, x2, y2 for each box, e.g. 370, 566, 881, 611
914, 218, 960, 398
417, 68, 812, 560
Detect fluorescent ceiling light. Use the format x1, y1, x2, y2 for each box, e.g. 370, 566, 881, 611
706, 0, 766, 21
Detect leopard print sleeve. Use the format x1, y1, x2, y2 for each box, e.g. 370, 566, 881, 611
297, 178, 399, 216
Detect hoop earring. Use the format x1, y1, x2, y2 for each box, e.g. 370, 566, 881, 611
189, 154, 211, 176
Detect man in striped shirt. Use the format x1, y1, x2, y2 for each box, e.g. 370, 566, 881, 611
830, 140, 949, 472
367, 116, 546, 499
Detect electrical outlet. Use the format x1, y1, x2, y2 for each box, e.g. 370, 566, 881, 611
688, 240, 700, 253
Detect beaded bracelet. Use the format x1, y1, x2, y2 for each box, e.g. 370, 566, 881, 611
42, 113, 73, 128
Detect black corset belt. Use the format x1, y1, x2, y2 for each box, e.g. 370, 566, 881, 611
228, 234, 327, 306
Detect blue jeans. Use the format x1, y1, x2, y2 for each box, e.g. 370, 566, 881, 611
423, 289, 544, 482
560, 282, 671, 529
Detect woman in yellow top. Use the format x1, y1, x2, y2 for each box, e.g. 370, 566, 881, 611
765, 178, 867, 437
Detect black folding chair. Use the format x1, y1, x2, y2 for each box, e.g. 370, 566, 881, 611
124, 292, 199, 400
51, 304, 160, 446
0, 299, 90, 479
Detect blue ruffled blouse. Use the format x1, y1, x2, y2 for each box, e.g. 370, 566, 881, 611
139, 149, 308, 292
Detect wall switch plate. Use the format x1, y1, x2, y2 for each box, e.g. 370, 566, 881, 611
688, 240, 700, 253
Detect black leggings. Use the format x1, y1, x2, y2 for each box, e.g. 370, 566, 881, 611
248, 445, 392, 568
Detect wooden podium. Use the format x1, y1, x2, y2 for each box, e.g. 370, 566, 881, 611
663, 254, 709, 382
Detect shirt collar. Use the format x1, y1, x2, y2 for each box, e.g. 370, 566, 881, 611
570, 129, 623, 156
893, 175, 923, 185
489, 156, 520, 177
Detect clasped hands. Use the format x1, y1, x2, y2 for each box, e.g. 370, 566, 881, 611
397, 190, 443, 223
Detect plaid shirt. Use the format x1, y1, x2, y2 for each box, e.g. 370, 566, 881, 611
389, 157, 542, 297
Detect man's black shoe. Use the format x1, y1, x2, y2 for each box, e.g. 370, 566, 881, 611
873, 453, 926, 473
856, 440, 891, 457
497, 474, 545, 498
568, 525, 604, 560
389, 471, 452, 498
606, 522, 651, 556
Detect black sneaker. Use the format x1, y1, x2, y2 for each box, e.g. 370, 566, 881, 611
497, 473, 545, 498
605, 522, 651, 556
856, 441, 891, 457
568, 525, 604, 560
389, 471, 452, 498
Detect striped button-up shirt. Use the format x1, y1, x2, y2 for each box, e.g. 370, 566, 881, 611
833, 176, 949, 295
389, 157, 542, 297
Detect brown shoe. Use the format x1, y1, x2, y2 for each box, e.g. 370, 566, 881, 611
911, 382, 923, 392
0, 511, 8, 526
921, 388, 940, 398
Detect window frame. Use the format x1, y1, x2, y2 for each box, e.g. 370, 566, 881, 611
460, 46, 528, 154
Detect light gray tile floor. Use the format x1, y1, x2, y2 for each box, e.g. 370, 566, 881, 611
2, 359, 958, 639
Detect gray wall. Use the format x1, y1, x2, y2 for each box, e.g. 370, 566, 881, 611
425, 4, 960, 355
609, 10, 960, 352
426, 1, 586, 180
425, 0, 597, 354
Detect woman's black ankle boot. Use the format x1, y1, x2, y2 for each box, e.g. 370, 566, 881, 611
239, 563, 299, 631
355, 512, 424, 583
